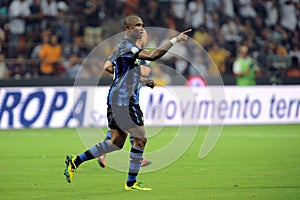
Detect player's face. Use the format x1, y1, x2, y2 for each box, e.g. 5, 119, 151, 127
128, 18, 144, 41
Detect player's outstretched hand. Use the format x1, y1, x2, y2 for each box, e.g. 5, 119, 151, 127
145, 79, 155, 89
176, 29, 192, 42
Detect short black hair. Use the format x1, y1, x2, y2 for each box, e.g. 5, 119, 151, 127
124, 15, 141, 27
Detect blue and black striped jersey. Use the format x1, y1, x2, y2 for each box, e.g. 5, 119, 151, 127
107, 38, 142, 106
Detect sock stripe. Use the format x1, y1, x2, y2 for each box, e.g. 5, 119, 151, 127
102, 141, 109, 152
128, 172, 138, 177
131, 147, 144, 153
85, 150, 95, 160
106, 131, 112, 139
127, 147, 144, 183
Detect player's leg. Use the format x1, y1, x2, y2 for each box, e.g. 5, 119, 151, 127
99, 131, 151, 168
64, 128, 127, 183
110, 104, 151, 190
129, 134, 152, 167
98, 130, 112, 168
124, 125, 151, 191
75, 129, 125, 166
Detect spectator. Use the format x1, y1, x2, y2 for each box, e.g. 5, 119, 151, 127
233, 45, 259, 85
28, 0, 43, 40
0, 1, 8, 26
0, 52, 9, 78
187, 0, 205, 30
289, 44, 300, 68
253, 0, 267, 19
208, 42, 230, 75
103, 0, 123, 20
205, 10, 221, 31
63, 35, 89, 59
237, 18, 255, 43
264, 0, 279, 27
123, 0, 139, 16
221, 0, 235, 18
69, 0, 86, 36
269, 24, 288, 44
205, 0, 221, 13
42, 0, 70, 43
237, 0, 257, 22
8, 54, 31, 79
209, 26, 224, 45
30, 30, 51, 61
276, 44, 288, 56
220, 17, 240, 55
150, 64, 171, 86
83, 0, 104, 49
38, 34, 62, 76
30, 30, 51, 77
252, 16, 266, 39
143, 0, 166, 27
287, 44, 300, 77
62, 53, 82, 78
7, 0, 30, 58
189, 46, 208, 77
0, 26, 5, 52
41, 0, 59, 29
170, 0, 187, 29
279, 0, 298, 33
193, 25, 214, 49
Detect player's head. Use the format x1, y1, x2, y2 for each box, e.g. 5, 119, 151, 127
124, 15, 144, 42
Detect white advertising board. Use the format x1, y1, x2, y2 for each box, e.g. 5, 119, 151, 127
0, 86, 299, 129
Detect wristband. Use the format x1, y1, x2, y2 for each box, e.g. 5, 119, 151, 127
169, 37, 177, 45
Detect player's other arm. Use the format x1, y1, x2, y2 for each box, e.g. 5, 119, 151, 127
140, 76, 155, 89
137, 29, 192, 61
104, 60, 114, 74
102, 59, 116, 80
139, 64, 155, 88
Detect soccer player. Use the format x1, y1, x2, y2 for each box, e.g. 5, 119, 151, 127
64, 15, 191, 191
98, 30, 152, 168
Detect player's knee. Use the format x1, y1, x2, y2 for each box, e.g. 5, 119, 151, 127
118, 143, 124, 149
111, 140, 125, 149
135, 137, 147, 149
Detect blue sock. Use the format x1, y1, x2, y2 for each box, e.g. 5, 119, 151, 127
76, 140, 119, 166
127, 147, 144, 186
129, 134, 134, 146
105, 130, 112, 140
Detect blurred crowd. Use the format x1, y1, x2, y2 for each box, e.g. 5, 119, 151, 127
0, 0, 299, 83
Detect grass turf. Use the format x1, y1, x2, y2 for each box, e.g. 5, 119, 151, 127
0, 125, 300, 200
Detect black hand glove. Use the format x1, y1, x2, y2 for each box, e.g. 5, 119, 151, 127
145, 79, 155, 89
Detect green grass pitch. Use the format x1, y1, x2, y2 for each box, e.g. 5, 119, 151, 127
0, 125, 300, 200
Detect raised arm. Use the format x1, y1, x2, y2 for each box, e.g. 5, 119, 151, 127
137, 29, 192, 61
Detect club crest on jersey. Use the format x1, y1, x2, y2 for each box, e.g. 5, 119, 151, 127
131, 47, 139, 54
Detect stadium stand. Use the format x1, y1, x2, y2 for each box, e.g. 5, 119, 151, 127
0, 0, 299, 85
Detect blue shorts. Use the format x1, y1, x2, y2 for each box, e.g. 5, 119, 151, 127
107, 104, 144, 131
